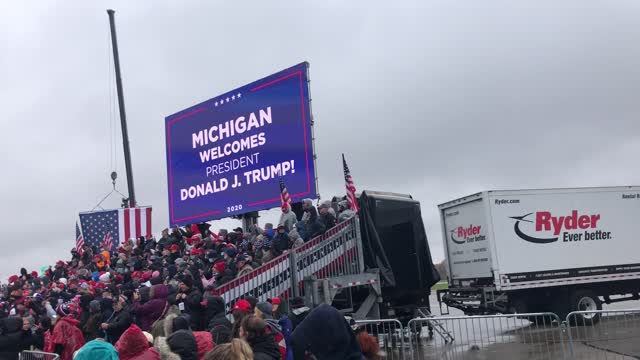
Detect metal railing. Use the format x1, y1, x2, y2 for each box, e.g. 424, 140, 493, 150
565, 309, 640, 359
210, 216, 363, 310
408, 312, 565, 360
354, 319, 407, 360
294, 217, 364, 296
19, 351, 60, 360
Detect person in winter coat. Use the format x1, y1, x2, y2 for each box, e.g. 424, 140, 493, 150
235, 255, 254, 278
150, 303, 180, 339
82, 300, 103, 341
133, 284, 169, 332
287, 297, 310, 331
290, 305, 362, 360
0, 316, 28, 359
155, 329, 199, 360
193, 331, 215, 360
101, 295, 133, 344
230, 299, 253, 339
176, 276, 205, 330
255, 302, 286, 360
203, 338, 253, 360
318, 201, 337, 231
73, 339, 120, 360
337, 200, 356, 222
272, 225, 290, 256
205, 296, 232, 344
115, 324, 160, 360
240, 315, 281, 360
278, 205, 297, 232
46, 309, 85, 360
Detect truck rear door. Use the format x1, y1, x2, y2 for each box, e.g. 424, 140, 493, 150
441, 198, 493, 281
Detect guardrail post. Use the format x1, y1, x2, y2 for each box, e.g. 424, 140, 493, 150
289, 250, 299, 298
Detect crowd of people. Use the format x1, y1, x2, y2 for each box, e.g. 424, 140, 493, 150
0, 198, 381, 359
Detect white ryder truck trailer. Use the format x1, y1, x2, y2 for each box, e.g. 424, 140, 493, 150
437, 186, 640, 324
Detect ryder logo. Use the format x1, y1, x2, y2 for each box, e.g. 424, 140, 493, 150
510, 211, 609, 244
450, 225, 486, 244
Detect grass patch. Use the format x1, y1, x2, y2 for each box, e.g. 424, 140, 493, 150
431, 281, 449, 291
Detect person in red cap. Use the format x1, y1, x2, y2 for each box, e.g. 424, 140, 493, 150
230, 299, 253, 338
168, 244, 181, 264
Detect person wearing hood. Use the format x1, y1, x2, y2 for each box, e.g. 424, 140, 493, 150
205, 296, 232, 344
132, 284, 169, 332
240, 315, 281, 360
101, 295, 133, 344
290, 305, 362, 360
74, 339, 120, 360
255, 302, 286, 360
115, 324, 160, 360
278, 204, 297, 232
176, 275, 205, 331
46, 304, 85, 360
155, 329, 199, 360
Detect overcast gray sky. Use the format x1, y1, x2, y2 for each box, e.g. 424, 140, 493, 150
1, 1, 639, 280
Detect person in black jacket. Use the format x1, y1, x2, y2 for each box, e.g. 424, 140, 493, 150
176, 276, 205, 330
0, 316, 29, 359
318, 201, 337, 231
272, 225, 290, 256
100, 295, 132, 344
205, 296, 232, 344
240, 315, 281, 360
290, 305, 362, 360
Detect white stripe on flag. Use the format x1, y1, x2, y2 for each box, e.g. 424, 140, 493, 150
140, 208, 146, 240
118, 209, 126, 247
128, 208, 136, 240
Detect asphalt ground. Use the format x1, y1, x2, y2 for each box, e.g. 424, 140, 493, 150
369, 295, 640, 359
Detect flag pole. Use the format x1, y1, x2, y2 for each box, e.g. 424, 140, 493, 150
107, 9, 136, 208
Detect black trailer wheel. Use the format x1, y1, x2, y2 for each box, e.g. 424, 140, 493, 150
569, 290, 602, 326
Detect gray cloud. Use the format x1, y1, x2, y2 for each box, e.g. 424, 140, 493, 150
1, 1, 640, 279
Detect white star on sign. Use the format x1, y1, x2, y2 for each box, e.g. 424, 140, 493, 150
237, 93, 241, 98
231, 95, 235, 100
214, 101, 218, 107
226, 97, 230, 102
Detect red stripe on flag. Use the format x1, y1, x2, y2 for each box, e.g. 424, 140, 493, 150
135, 208, 141, 239
146, 208, 152, 237
124, 208, 131, 241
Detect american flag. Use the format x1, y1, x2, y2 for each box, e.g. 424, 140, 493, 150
102, 232, 113, 251
279, 173, 291, 212
342, 154, 359, 212
75, 221, 85, 255
79, 207, 152, 250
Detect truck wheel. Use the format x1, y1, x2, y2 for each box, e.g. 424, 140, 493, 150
569, 290, 602, 326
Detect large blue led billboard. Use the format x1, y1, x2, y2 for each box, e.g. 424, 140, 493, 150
165, 62, 317, 226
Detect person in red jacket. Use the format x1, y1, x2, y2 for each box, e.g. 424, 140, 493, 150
115, 324, 160, 360
45, 303, 85, 360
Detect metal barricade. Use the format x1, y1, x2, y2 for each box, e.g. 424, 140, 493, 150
354, 319, 407, 360
565, 309, 640, 359
19, 351, 60, 360
408, 313, 565, 360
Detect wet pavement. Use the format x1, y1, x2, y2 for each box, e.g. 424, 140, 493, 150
371, 294, 640, 359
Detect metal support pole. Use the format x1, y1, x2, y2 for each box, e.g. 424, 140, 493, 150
289, 251, 300, 298
107, 9, 136, 208
354, 216, 365, 273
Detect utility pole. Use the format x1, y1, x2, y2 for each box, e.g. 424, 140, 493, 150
107, 9, 136, 208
